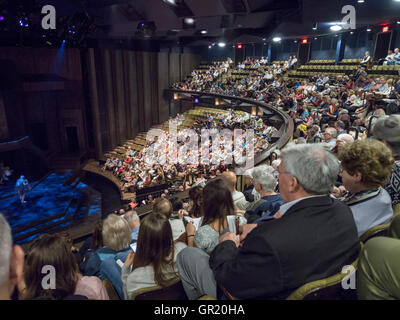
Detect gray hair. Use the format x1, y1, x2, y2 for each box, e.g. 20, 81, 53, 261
102, 214, 132, 251
373, 115, 400, 154
325, 127, 338, 138
280, 143, 340, 195
251, 165, 278, 192
0, 214, 12, 288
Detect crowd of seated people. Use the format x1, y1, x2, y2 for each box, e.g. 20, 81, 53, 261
171, 59, 233, 92
102, 107, 277, 205
2, 54, 400, 301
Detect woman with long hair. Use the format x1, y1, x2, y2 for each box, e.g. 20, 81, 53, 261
121, 212, 186, 299
21, 234, 109, 300
186, 178, 236, 254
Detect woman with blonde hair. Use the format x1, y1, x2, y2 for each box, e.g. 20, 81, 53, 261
339, 139, 394, 237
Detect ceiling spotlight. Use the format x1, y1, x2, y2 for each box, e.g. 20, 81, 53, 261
218, 42, 226, 47
201, 30, 207, 34
358, 0, 365, 3
350, 31, 354, 34
272, 37, 281, 42
330, 25, 342, 31
262, 38, 266, 41
163, 0, 176, 5
397, 20, 400, 24
314, 37, 318, 40
312, 22, 317, 30
294, 40, 298, 43
184, 17, 195, 25
367, 27, 372, 32
208, 45, 212, 49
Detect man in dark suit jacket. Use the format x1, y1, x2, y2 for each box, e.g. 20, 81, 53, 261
177, 144, 360, 299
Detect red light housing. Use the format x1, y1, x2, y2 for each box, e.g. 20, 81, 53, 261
237, 43, 243, 49
302, 39, 308, 44
382, 26, 389, 33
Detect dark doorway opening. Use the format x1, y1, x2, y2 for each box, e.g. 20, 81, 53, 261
66, 126, 79, 153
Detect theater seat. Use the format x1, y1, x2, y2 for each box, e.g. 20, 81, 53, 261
130, 277, 189, 300
286, 255, 360, 300
360, 224, 390, 243
103, 279, 121, 300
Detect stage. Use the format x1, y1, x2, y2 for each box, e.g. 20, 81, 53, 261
0, 172, 102, 245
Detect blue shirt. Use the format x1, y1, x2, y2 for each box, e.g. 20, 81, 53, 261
131, 226, 139, 242
254, 194, 285, 223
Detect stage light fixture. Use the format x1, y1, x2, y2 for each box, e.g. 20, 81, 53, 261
312, 22, 317, 30
184, 17, 195, 25
218, 42, 226, 47
194, 98, 199, 103
237, 43, 243, 49
358, 0, 365, 3
272, 37, 281, 42
208, 45, 212, 49
302, 39, 308, 44
201, 30, 207, 34
366, 27, 371, 32
382, 26, 389, 32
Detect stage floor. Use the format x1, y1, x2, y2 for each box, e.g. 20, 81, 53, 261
0, 172, 101, 244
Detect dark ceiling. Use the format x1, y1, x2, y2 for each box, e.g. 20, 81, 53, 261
1, 0, 400, 47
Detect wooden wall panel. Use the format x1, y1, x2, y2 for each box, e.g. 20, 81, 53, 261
113, 50, 127, 145
135, 52, 145, 133
128, 51, 139, 139
150, 52, 159, 126
142, 52, 152, 131
87, 48, 102, 158
157, 52, 170, 124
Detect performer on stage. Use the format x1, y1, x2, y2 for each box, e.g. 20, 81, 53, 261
15, 175, 30, 204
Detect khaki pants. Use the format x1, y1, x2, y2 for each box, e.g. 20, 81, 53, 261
357, 237, 400, 299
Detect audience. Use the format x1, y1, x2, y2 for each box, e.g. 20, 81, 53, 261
177, 144, 360, 299
152, 198, 186, 241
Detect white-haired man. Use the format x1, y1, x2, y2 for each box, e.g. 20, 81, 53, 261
0, 214, 24, 300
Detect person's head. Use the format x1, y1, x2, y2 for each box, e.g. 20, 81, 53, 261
152, 198, 173, 219
123, 210, 140, 230
365, 51, 370, 56
102, 214, 132, 251
189, 186, 203, 218
202, 178, 234, 232
339, 140, 394, 194
336, 134, 354, 153
23, 233, 79, 300
373, 115, 400, 155
221, 171, 237, 192
251, 165, 278, 194
335, 120, 346, 132
278, 144, 340, 202
0, 214, 24, 300
132, 212, 175, 287
324, 127, 337, 142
